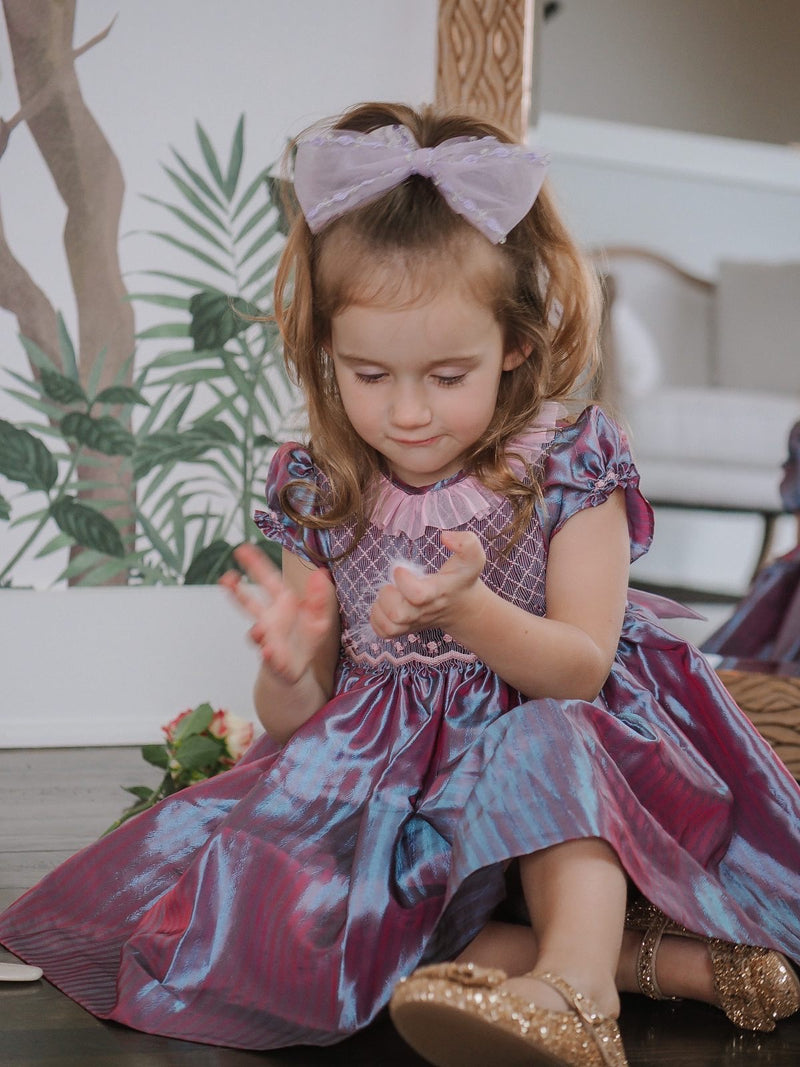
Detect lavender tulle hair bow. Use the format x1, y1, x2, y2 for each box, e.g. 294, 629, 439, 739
292, 124, 549, 244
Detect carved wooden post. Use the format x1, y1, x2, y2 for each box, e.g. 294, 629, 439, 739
436, 0, 537, 140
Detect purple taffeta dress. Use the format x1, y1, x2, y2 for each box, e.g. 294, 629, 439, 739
703, 420, 800, 673
1, 404, 800, 1050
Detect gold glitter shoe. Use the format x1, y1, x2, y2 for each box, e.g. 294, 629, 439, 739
389, 962, 628, 1067
625, 898, 800, 1032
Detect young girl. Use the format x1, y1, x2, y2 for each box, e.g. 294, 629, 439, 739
1, 102, 800, 1067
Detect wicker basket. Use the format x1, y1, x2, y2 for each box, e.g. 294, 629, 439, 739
717, 669, 800, 781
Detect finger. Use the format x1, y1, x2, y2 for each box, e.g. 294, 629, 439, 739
223, 569, 270, 621
218, 569, 239, 590
391, 566, 432, 606
233, 543, 286, 599
371, 587, 416, 637
369, 603, 395, 639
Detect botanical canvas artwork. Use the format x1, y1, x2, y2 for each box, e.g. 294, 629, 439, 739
0, 1, 298, 589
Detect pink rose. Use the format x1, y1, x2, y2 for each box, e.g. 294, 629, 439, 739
210, 710, 254, 762
162, 709, 192, 743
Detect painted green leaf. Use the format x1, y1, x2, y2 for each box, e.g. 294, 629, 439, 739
147, 232, 232, 278
141, 744, 170, 769
231, 165, 271, 220
184, 539, 234, 584
188, 290, 259, 350
145, 195, 229, 253
18, 333, 61, 377
0, 419, 58, 491
86, 346, 109, 401
60, 412, 136, 456
133, 428, 224, 479
94, 385, 150, 407
265, 175, 294, 236
39, 369, 87, 405
0, 492, 10, 521
175, 733, 225, 772
196, 121, 225, 192
190, 418, 237, 445
50, 496, 125, 557
234, 201, 270, 245
128, 292, 191, 311
137, 322, 191, 341
172, 702, 214, 743
169, 149, 227, 211
56, 313, 80, 382
224, 115, 245, 198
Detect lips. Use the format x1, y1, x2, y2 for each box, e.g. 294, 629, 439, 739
391, 435, 442, 447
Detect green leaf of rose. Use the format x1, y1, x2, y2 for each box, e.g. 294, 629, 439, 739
141, 744, 170, 769
123, 785, 156, 801
0, 493, 10, 521
0, 419, 58, 491
50, 496, 125, 557
171, 702, 215, 744
173, 733, 224, 772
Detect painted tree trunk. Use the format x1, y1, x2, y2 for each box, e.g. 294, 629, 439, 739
2, 0, 136, 579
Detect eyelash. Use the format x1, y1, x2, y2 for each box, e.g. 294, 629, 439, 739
354, 373, 466, 387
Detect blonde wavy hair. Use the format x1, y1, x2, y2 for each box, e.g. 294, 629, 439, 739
273, 101, 602, 555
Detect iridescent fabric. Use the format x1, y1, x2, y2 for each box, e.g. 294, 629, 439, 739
703, 419, 800, 673
2, 406, 800, 1052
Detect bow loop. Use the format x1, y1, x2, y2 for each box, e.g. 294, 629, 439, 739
293, 124, 548, 244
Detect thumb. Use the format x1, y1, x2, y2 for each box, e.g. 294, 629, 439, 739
440, 530, 486, 574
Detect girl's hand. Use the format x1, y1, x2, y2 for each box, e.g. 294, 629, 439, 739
221, 543, 333, 685
370, 530, 486, 638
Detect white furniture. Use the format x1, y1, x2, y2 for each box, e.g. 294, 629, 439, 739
596, 248, 800, 593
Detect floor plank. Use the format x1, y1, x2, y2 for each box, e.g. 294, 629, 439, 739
1, 748, 800, 1065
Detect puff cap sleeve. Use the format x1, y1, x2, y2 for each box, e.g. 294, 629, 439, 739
254, 443, 327, 566
541, 406, 654, 562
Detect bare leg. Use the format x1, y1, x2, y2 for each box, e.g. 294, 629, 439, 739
494, 838, 626, 1017
455, 920, 538, 973
616, 926, 717, 1004
457, 914, 719, 1015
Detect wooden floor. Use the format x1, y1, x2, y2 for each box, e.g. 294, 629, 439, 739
2, 747, 800, 1066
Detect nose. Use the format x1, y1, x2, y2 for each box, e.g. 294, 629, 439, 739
389, 381, 432, 430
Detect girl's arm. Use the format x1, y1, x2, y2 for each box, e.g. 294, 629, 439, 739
222, 544, 341, 744
371, 489, 630, 701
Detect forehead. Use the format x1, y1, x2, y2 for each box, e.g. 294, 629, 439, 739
329, 278, 505, 367
316, 228, 510, 316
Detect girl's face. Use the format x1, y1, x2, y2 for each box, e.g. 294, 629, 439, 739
329, 269, 524, 487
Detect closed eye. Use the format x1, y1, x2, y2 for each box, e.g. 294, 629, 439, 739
355, 371, 387, 384
434, 374, 466, 387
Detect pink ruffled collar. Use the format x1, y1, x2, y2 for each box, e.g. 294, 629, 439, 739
371, 401, 565, 538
